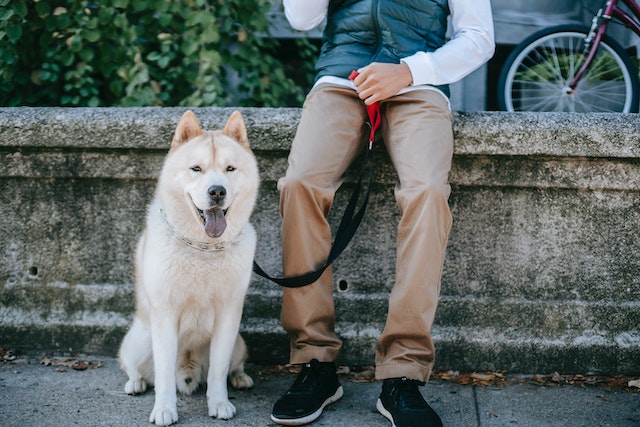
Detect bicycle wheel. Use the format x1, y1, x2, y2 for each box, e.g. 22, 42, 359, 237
498, 25, 639, 113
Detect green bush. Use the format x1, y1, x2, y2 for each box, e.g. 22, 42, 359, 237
0, 0, 317, 107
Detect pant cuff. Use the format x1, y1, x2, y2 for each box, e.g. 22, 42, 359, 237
375, 362, 434, 383
289, 347, 340, 365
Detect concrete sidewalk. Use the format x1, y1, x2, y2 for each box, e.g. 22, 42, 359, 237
0, 356, 638, 427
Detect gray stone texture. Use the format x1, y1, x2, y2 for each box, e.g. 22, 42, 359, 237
1, 107, 639, 374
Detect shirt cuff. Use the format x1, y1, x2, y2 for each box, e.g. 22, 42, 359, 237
401, 52, 436, 87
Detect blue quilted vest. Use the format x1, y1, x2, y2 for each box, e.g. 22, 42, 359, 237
316, 0, 450, 97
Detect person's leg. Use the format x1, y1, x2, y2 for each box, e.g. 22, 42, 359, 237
374, 89, 452, 427
272, 83, 367, 426
278, 83, 367, 364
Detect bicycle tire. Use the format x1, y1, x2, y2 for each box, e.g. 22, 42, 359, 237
498, 25, 639, 113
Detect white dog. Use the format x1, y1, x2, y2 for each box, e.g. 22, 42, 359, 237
118, 110, 259, 426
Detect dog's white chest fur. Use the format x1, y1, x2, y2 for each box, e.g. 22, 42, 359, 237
139, 208, 256, 339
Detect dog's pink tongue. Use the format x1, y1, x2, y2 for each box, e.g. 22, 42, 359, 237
203, 208, 226, 238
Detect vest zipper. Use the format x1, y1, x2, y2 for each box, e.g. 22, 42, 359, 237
371, 0, 383, 61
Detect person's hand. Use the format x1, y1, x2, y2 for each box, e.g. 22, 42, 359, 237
351, 62, 413, 105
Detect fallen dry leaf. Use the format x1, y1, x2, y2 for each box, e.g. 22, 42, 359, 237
432, 371, 509, 388
40, 356, 53, 366
40, 356, 96, 371
0, 348, 17, 363
336, 365, 351, 375
352, 368, 376, 383
72, 361, 89, 371
471, 373, 495, 382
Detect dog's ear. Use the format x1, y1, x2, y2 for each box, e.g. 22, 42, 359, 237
223, 111, 250, 151
171, 110, 203, 151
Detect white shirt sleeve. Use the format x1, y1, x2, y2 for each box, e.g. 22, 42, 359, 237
283, 0, 328, 31
401, 0, 495, 86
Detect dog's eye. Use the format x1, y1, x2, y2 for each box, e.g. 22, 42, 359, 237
226, 165, 236, 172
190, 165, 202, 172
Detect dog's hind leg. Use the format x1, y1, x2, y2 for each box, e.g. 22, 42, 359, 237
176, 346, 205, 395
228, 334, 254, 390
119, 317, 153, 395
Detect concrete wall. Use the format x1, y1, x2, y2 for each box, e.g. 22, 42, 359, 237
1, 107, 639, 375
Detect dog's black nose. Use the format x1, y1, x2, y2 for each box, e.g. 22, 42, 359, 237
208, 185, 226, 201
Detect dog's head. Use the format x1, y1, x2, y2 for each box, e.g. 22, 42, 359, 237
159, 110, 259, 239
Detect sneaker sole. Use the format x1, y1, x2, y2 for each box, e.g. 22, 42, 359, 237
271, 385, 344, 426
376, 398, 397, 427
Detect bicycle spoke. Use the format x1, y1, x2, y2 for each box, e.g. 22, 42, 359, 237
548, 41, 568, 84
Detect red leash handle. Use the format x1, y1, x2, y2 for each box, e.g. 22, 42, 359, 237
349, 70, 381, 147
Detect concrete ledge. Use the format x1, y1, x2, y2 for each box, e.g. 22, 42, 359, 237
1, 107, 639, 374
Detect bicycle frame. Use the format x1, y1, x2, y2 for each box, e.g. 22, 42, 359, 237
569, 0, 640, 89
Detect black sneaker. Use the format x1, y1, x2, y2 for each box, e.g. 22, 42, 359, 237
376, 377, 443, 427
271, 359, 343, 425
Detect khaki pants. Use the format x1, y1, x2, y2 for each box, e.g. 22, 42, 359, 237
277, 83, 453, 382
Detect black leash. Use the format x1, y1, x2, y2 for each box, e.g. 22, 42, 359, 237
252, 71, 380, 288
251, 147, 375, 287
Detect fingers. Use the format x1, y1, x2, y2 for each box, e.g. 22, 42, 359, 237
351, 62, 412, 105
352, 66, 382, 105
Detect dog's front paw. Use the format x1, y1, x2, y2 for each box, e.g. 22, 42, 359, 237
208, 399, 236, 420
124, 378, 147, 395
229, 371, 254, 389
149, 405, 178, 426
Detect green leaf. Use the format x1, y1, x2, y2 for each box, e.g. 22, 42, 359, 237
53, 13, 71, 29
12, 0, 28, 17
35, 2, 50, 16
40, 69, 55, 82
0, 9, 14, 20
203, 91, 217, 104
60, 50, 74, 67
87, 96, 101, 107
157, 12, 171, 26
85, 17, 99, 30
180, 40, 199, 56
112, 0, 130, 8
201, 26, 220, 44
68, 35, 82, 52
6, 24, 21, 42
131, 0, 148, 12
157, 56, 170, 69
199, 49, 221, 67
112, 14, 128, 29
83, 29, 100, 42
79, 48, 94, 62
0, 47, 17, 64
